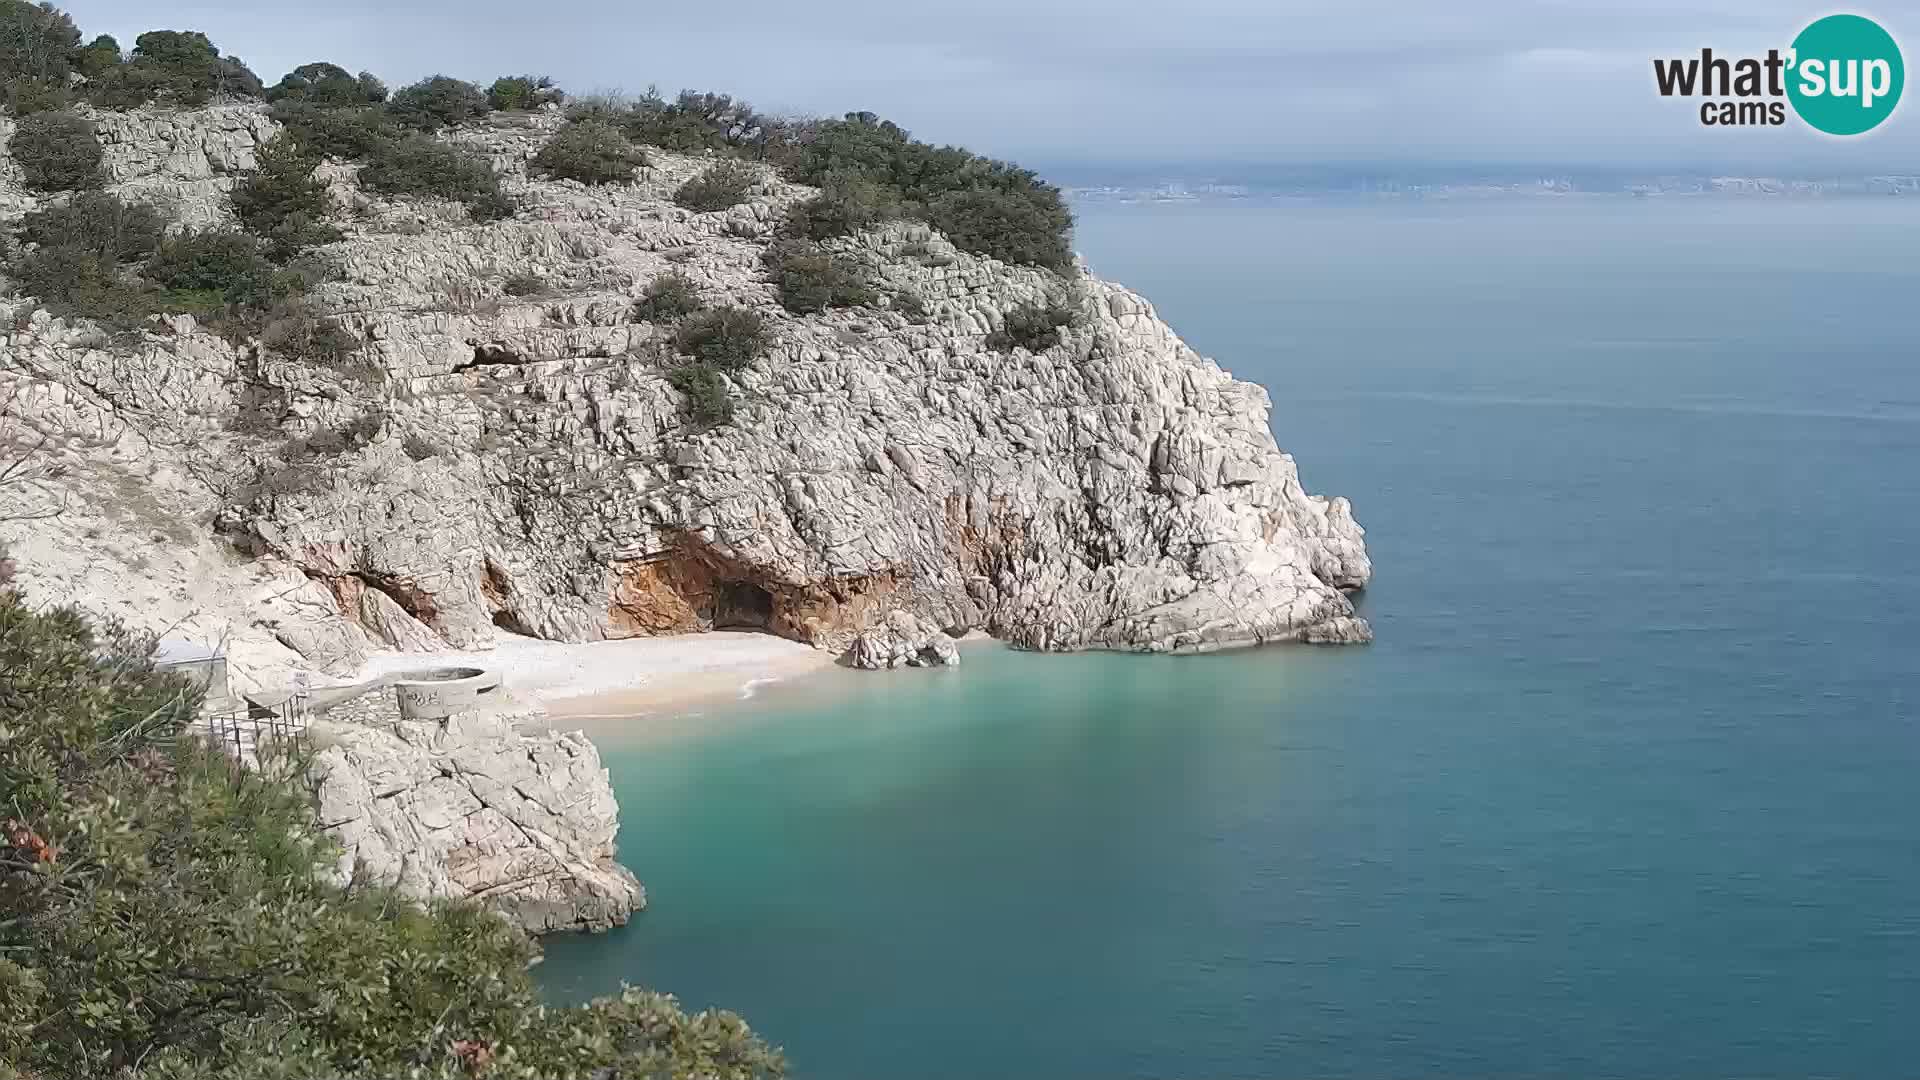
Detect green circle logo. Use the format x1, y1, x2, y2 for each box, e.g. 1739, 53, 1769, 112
1787, 14, 1904, 135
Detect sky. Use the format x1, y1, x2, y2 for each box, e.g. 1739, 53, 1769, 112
60, 0, 1920, 175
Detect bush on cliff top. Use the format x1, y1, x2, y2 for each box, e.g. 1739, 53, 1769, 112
0, 591, 786, 1080
265, 60, 387, 106
489, 73, 559, 111
794, 112, 1074, 271
0, 0, 79, 86
387, 73, 491, 131
84, 29, 262, 108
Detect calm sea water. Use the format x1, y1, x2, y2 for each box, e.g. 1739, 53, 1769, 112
540, 196, 1920, 1078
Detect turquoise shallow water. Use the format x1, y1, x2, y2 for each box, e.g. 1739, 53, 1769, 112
540, 196, 1920, 1077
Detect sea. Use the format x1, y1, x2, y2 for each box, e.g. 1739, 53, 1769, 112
538, 194, 1920, 1078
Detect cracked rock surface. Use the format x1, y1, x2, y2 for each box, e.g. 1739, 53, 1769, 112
308, 693, 643, 933
1, 103, 1371, 700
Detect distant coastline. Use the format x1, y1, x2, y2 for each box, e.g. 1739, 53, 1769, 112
1062, 170, 1920, 204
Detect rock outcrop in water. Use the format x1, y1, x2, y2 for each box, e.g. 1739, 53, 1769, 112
307, 693, 644, 933
0, 104, 1371, 700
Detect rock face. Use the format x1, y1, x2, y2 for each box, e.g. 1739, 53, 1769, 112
307, 694, 644, 933
0, 104, 1372, 699
847, 610, 963, 670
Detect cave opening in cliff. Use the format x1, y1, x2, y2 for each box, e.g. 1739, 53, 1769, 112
712, 581, 774, 630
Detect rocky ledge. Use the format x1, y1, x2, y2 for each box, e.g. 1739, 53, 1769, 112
1, 104, 1370, 702
308, 692, 643, 933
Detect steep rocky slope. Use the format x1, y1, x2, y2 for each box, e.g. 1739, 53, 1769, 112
0, 105, 1370, 698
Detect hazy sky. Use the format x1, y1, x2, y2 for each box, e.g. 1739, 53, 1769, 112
61, 1, 1920, 173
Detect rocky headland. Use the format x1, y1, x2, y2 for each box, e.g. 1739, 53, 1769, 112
1, 96, 1370, 932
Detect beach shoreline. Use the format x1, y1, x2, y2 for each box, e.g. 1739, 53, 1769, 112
350, 630, 840, 727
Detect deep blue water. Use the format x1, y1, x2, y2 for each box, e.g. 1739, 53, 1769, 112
540, 196, 1920, 1078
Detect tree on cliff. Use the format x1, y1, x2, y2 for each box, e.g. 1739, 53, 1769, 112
0, 587, 784, 1079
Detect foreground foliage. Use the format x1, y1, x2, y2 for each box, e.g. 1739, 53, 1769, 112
0, 588, 786, 1080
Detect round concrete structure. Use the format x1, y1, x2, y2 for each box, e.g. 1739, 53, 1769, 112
391, 666, 503, 719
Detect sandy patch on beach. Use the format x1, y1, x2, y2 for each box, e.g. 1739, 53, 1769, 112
351, 630, 837, 721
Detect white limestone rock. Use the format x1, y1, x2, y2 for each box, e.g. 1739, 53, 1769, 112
307, 697, 644, 933
846, 610, 962, 670
3, 103, 1373, 694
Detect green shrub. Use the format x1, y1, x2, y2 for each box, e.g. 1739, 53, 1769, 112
614, 88, 766, 153
69, 31, 120, 76
7, 243, 149, 320
785, 174, 897, 240
267, 99, 400, 159
987, 296, 1084, 353
927, 185, 1075, 272
359, 134, 511, 221
0, 0, 80, 84
673, 305, 769, 370
668, 362, 733, 424
792, 111, 1074, 272
0, 594, 786, 1080
15, 191, 165, 262
7, 109, 102, 191
144, 228, 293, 310
230, 133, 341, 257
2, 74, 69, 114
530, 117, 645, 185
387, 74, 489, 131
674, 159, 758, 211
265, 60, 385, 105
763, 241, 875, 314
488, 73, 557, 111
86, 29, 262, 107
632, 270, 701, 322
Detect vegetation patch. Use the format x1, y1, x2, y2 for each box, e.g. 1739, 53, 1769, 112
784, 174, 898, 240
668, 363, 733, 425
358, 134, 511, 221
793, 112, 1074, 272
531, 117, 645, 185
673, 305, 770, 373
267, 99, 402, 160
488, 73, 559, 111
84, 29, 262, 108
673, 160, 758, 212
987, 295, 1086, 353
386, 74, 490, 132
265, 61, 386, 105
230, 134, 341, 257
632, 271, 701, 323
0, 591, 786, 1079
7, 110, 103, 192
15, 191, 165, 262
762, 241, 876, 315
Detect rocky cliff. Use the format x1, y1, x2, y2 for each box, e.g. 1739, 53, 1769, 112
307, 693, 644, 933
0, 104, 1370, 699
